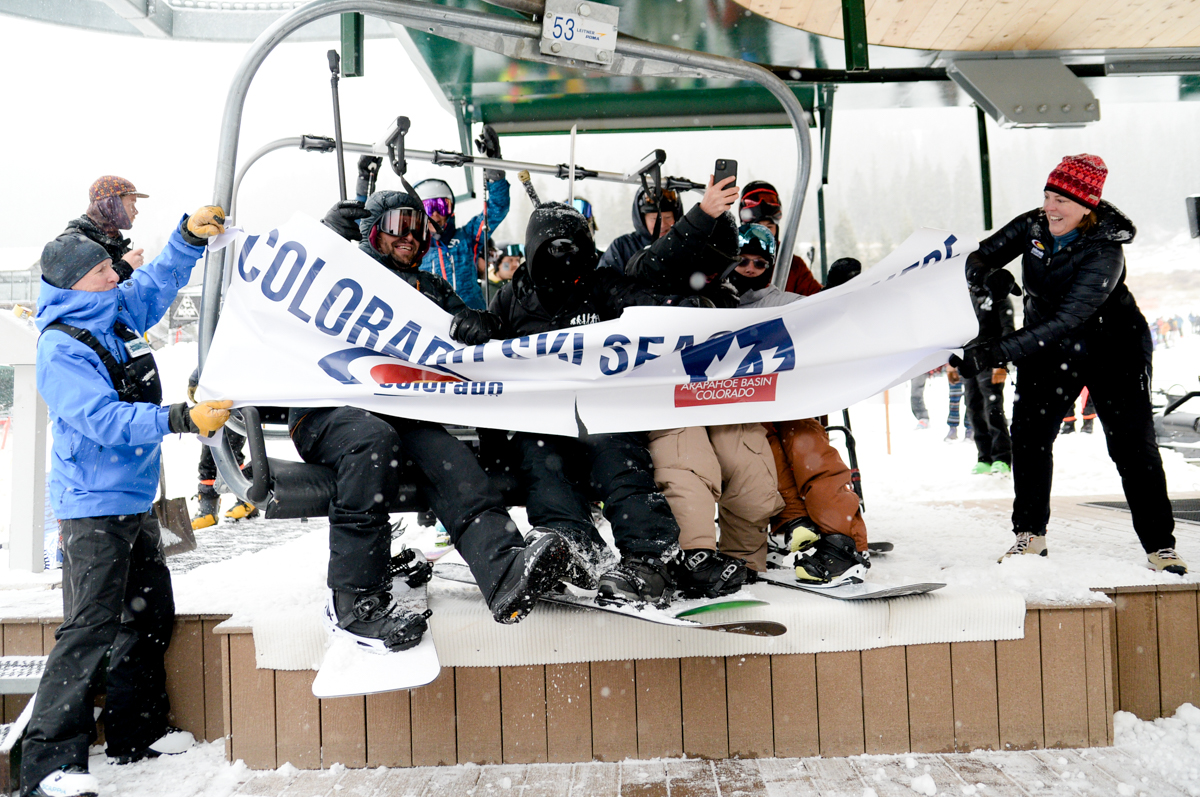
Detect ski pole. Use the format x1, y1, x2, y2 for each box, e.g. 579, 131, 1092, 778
327, 49, 347, 201
518, 170, 541, 208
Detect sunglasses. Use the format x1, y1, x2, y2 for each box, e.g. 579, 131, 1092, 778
570, 198, 594, 219
738, 256, 769, 271
379, 207, 429, 242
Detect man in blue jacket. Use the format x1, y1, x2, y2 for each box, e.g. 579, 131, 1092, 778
23, 208, 231, 797
415, 126, 510, 311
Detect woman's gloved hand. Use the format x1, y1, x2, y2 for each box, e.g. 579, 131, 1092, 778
169, 400, 234, 438
181, 206, 227, 246
449, 309, 502, 346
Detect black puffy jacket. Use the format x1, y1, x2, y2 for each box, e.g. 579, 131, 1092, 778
63, 215, 134, 282
625, 205, 740, 308
966, 201, 1146, 363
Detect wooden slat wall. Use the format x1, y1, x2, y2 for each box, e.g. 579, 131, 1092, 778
207, 602, 1193, 770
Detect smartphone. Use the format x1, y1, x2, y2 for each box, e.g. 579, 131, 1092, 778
713, 158, 738, 189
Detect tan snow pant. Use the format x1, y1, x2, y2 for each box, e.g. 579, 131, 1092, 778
766, 419, 868, 552
647, 424, 785, 572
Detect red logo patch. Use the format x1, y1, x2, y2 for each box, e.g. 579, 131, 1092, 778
674, 375, 778, 408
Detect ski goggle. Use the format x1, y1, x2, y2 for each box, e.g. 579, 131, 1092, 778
638, 189, 679, 213
379, 207, 428, 242
502, 243, 524, 258
737, 223, 777, 256
738, 187, 782, 222
545, 238, 579, 259
570, 198, 594, 219
421, 196, 453, 218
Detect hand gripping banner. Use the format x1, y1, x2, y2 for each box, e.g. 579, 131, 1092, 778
199, 215, 979, 436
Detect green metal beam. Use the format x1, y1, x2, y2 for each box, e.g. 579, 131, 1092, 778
340, 12, 364, 77
841, 0, 869, 73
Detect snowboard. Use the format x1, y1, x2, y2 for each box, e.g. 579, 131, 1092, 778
767, 539, 894, 570
312, 555, 441, 699
433, 561, 786, 637
755, 569, 945, 601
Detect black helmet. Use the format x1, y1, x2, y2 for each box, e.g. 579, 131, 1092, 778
731, 222, 777, 293
738, 180, 782, 225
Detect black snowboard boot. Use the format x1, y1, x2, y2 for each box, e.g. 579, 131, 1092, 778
1059, 420, 1076, 435
794, 533, 870, 586
672, 549, 748, 599
489, 530, 572, 624
324, 589, 431, 653
192, 485, 219, 530
1081, 418, 1095, 434
525, 527, 616, 591
596, 553, 676, 609
388, 547, 433, 589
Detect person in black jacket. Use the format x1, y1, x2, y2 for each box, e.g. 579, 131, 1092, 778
490, 203, 683, 607
956, 154, 1186, 574
297, 192, 573, 647
597, 186, 684, 272
62, 176, 148, 282
954, 273, 1017, 475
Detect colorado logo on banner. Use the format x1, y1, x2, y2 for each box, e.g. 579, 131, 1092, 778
199, 214, 979, 437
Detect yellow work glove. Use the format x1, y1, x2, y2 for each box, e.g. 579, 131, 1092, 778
169, 400, 233, 438
182, 206, 226, 245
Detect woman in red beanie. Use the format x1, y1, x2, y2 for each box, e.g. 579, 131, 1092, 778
954, 154, 1185, 575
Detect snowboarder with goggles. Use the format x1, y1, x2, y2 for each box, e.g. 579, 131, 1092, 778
736, 181, 823, 296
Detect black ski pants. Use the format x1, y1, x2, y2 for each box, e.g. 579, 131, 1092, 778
22, 512, 174, 794
292, 407, 525, 603
1010, 336, 1175, 552
197, 428, 247, 484
514, 431, 680, 558
964, 371, 1012, 466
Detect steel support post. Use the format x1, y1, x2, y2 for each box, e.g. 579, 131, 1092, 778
976, 105, 993, 231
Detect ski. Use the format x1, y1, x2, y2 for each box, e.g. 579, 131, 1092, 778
755, 569, 945, 601
434, 561, 786, 637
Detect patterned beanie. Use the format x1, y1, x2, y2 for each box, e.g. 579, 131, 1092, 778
1045, 154, 1106, 210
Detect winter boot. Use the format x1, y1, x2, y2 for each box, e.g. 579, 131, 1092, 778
30, 767, 99, 797
224, 500, 259, 521
998, 531, 1048, 562
672, 549, 748, 599
597, 553, 676, 609
1059, 420, 1076, 435
191, 486, 219, 530
1148, 548, 1188, 575
990, 461, 1012, 475
1081, 418, 1095, 434
388, 547, 433, 589
525, 527, 616, 591
108, 726, 195, 765
794, 533, 870, 586
964, 426, 975, 441
972, 461, 992, 474
944, 426, 958, 442
488, 530, 571, 624
914, 419, 930, 430
324, 589, 431, 653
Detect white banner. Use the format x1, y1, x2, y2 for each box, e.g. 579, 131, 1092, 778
198, 214, 978, 436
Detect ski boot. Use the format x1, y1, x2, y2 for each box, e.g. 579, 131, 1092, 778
191, 486, 219, 530
1081, 418, 1095, 434
224, 499, 259, 521
1148, 548, 1188, 575
998, 531, 1048, 562
324, 589, 431, 653
672, 549, 748, 599
525, 528, 616, 591
388, 547, 433, 589
1059, 420, 1076, 435
488, 530, 571, 624
972, 461, 992, 474
596, 552, 676, 609
794, 533, 870, 586
108, 726, 195, 764
30, 767, 99, 797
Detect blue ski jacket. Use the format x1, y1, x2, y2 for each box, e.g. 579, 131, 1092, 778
418, 178, 509, 310
35, 219, 205, 519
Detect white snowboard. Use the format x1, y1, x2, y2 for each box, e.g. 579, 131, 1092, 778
312, 631, 440, 698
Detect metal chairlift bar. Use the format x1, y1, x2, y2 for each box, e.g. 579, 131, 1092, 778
202, 0, 812, 504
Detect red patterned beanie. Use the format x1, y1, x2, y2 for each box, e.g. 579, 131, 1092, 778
1045, 154, 1106, 210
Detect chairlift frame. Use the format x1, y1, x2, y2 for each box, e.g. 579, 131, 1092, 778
201, 0, 813, 508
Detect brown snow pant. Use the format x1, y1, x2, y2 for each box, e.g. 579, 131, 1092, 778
647, 424, 785, 572
766, 419, 868, 552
